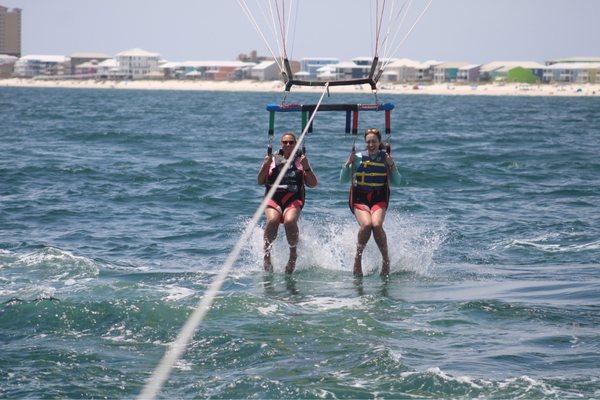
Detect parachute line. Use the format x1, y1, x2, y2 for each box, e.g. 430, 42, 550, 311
380, 0, 434, 72
238, 0, 284, 72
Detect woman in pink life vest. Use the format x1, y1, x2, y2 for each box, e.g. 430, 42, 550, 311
258, 132, 318, 274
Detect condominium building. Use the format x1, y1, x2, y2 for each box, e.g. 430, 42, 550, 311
0, 6, 21, 57
115, 48, 161, 79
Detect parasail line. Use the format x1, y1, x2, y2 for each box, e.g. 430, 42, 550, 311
137, 83, 330, 400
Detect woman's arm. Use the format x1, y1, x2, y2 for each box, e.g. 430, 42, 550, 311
300, 155, 318, 187
340, 151, 358, 183
385, 153, 402, 186
257, 155, 271, 185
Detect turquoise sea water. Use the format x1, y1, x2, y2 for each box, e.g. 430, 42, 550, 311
1, 87, 599, 398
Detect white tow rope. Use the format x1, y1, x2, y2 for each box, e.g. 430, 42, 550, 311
138, 83, 330, 400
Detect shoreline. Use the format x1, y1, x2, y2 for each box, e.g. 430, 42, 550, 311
1, 78, 599, 97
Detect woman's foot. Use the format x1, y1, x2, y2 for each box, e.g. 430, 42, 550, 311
353, 257, 363, 277
380, 257, 390, 277
264, 254, 273, 272
285, 246, 297, 274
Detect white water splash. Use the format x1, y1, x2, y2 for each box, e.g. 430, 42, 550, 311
241, 210, 444, 276
162, 284, 195, 301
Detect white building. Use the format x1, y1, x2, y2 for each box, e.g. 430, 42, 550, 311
14, 55, 70, 77
299, 57, 339, 79
250, 60, 280, 81
115, 48, 161, 79
384, 58, 420, 82
95, 59, 120, 78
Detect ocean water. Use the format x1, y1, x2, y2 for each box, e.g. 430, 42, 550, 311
1, 86, 599, 399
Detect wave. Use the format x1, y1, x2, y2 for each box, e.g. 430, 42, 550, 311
506, 233, 600, 253
0, 247, 100, 300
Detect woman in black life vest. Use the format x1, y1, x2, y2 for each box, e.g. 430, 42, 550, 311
258, 132, 318, 273
340, 128, 401, 277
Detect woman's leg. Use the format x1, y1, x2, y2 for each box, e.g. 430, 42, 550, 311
282, 207, 301, 274
353, 208, 373, 277
263, 208, 280, 272
371, 208, 390, 276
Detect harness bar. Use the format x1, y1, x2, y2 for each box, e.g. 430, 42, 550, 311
283, 57, 380, 92
267, 103, 395, 112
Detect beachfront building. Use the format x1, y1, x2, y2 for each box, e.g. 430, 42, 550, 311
299, 57, 339, 79
159, 61, 256, 80
95, 58, 121, 79
456, 64, 481, 83
14, 55, 70, 77
251, 60, 280, 81
543, 62, 600, 83
416, 60, 442, 82
326, 61, 366, 80
0, 53, 17, 77
479, 61, 545, 82
74, 61, 99, 77
545, 56, 600, 66
115, 48, 161, 79
0, 6, 21, 57
383, 58, 420, 82
433, 61, 469, 83
70, 52, 110, 75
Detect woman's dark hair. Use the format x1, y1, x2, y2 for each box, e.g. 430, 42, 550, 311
364, 128, 381, 141
281, 132, 297, 141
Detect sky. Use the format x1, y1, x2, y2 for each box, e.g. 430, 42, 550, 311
2, 0, 599, 63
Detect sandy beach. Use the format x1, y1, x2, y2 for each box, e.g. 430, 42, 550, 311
1, 77, 599, 97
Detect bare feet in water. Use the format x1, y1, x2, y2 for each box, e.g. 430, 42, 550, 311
264, 253, 273, 273
380, 257, 390, 277
285, 246, 297, 274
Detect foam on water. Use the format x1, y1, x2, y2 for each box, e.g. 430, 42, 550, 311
507, 233, 600, 253
0, 247, 101, 300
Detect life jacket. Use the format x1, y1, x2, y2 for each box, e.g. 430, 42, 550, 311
348, 150, 390, 213
355, 150, 388, 191
265, 154, 305, 196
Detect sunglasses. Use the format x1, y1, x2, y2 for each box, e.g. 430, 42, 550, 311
365, 139, 379, 144
282, 140, 296, 145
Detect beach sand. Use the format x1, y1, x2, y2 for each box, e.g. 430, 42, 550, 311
1, 78, 599, 97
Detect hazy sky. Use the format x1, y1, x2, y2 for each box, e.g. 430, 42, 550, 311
3, 0, 599, 63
